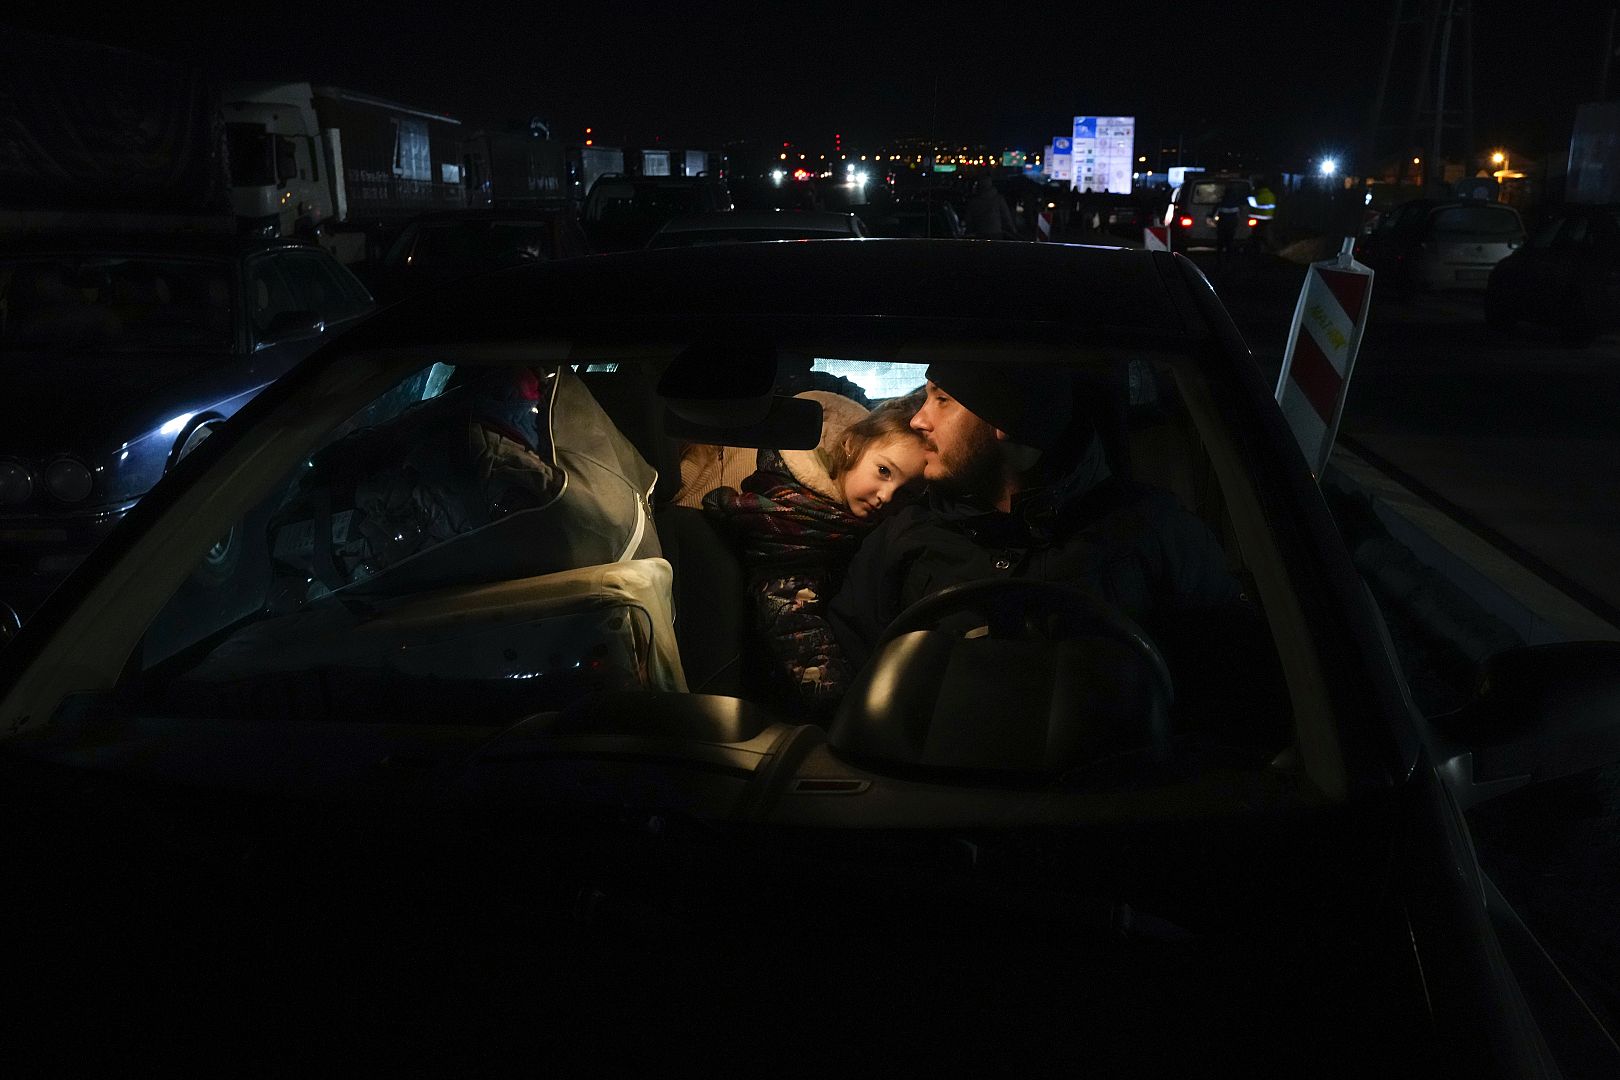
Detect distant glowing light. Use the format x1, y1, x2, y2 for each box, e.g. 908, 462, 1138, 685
1319, 157, 1339, 177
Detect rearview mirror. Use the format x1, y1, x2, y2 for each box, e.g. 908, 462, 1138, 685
1430, 641, 1620, 809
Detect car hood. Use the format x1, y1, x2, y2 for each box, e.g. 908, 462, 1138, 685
0, 349, 240, 457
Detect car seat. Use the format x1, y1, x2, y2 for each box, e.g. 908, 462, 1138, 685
573, 363, 758, 699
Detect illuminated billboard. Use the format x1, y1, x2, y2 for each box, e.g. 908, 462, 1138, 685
1071, 116, 1134, 193
1048, 136, 1073, 182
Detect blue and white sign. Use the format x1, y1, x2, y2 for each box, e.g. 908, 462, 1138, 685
1071, 115, 1135, 194
1049, 136, 1073, 182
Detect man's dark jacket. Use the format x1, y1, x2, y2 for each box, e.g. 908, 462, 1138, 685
826, 438, 1243, 671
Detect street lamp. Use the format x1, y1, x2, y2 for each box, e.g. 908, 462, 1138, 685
1319, 157, 1339, 177
1491, 150, 1514, 183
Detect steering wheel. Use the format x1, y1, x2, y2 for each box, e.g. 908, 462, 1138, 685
876, 579, 1176, 761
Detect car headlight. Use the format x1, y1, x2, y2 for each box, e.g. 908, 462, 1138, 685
44, 458, 94, 503
0, 460, 32, 505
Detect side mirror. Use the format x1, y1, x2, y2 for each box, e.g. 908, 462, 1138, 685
1430, 641, 1620, 809
259, 309, 325, 346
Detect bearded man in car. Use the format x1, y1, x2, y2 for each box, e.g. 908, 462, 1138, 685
826, 361, 1284, 740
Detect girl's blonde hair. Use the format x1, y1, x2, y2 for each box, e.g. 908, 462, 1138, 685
822, 388, 927, 481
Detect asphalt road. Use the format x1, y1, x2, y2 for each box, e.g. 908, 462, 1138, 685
1196, 249, 1620, 629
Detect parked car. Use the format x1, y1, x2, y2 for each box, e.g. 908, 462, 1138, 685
2, 241, 1618, 1075
581, 172, 733, 251
647, 210, 865, 248
0, 233, 373, 639
1355, 197, 1526, 293
1164, 175, 1253, 248
856, 198, 966, 238
370, 208, 591, 304
1485, 203, 1620, 346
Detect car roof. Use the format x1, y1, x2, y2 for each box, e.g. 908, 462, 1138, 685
404, 208, 573, 225
0, 231, 318, 259
1419, 199, 1521, 216
343, 240, 1211, 354
655, 211, 859, 233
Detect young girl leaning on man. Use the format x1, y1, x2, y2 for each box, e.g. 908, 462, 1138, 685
702, 389, 927, 714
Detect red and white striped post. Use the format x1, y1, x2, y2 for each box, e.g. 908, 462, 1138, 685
1274, 239, 1375, 479
1142, 224, 1170, 253
1036, 209, 1053, 242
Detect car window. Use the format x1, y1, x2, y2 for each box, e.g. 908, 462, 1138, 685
0, 255, 233, 351
1190, 182, 1227, 203
135, 362, 458, 665
278, 251, 371, 322
247, 256, 302, 340
1527, 215, 1565, 250
383, 225, 418, 267
1429, 205, 1522, 240
1394, 202, 1430, 229
809, 359, 927, 401
1584, 210, 1620, 251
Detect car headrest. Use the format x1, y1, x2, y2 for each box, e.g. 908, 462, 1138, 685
658, 341, 822, 449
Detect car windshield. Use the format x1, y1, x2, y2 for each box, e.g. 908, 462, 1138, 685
225, 122, 276, 187
1429, 204, 1522, 240
120, 337, 1319, 820
0, 255, 234, 351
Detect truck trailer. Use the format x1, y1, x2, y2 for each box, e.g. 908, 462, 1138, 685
462, 129, 569, 209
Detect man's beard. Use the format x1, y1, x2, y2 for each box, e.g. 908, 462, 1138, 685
928, 421, 1003, 504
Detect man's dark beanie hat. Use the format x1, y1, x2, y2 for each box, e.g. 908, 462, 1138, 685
924, 361, 1074, 453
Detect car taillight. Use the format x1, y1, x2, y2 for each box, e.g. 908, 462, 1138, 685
1178, 216, 1193, 228
1247, 217, 1258, 227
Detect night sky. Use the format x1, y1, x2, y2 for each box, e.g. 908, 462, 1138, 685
9, 2, 1612, 167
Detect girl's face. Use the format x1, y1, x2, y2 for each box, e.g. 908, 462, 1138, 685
840, 435, 925, 519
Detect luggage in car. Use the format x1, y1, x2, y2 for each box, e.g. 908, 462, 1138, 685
268, 363, 660, 603
156, 558, 687, 720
